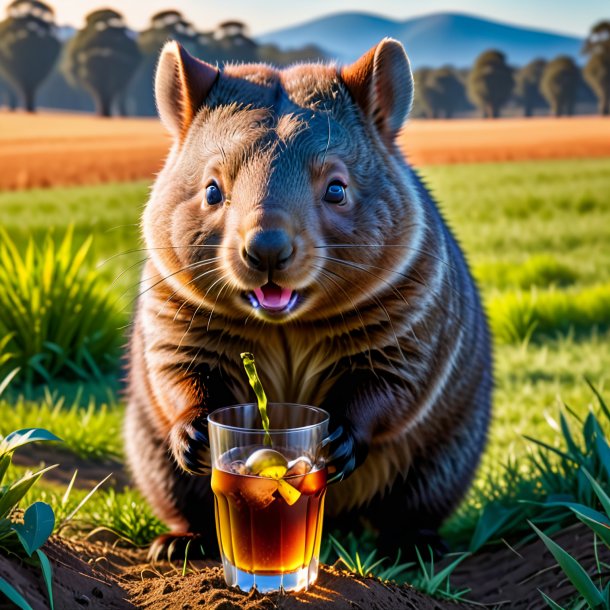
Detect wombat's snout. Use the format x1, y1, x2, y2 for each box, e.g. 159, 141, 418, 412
242, 229, 295, 272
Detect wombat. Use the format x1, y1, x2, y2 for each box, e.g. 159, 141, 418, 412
124, 38, 493, 559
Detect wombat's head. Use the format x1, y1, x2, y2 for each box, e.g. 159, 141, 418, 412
144, 39, 421, 323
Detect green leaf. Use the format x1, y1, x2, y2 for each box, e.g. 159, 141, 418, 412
35, 549, 54, 610
594, 434, 610, 483
0, 465, 58, 519
427, 553, 470, 591
58, 474, 111, 530
559, 411, 579, 457
13, 502, 55, 556
0, 367, 20, 398
328, 535, 356, 572
0, 453, 11, 485
586, 378, 610, 423
0, 428, 62, 454
571, 509, 610, 549
582, 469, 610, 517
0, 577, 33, 610
539, 589, 566, 610
469, 503, 520, 552
523, 436, 575, 464
530, 521, 604, 608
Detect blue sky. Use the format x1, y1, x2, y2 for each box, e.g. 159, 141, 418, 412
3, 0, 607, 36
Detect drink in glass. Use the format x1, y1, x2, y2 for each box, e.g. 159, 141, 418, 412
208, 403, 329, 593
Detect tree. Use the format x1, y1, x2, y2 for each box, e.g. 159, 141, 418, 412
63, 9, 140, 117
413, 67, 465, 118
514, 58, 547, 117
540, 56, 580, 117
583, 21, 610, 115
430, 67, 465, 118
0, 0, 60, 112
216, 20, 258, 63
467, 50, 514, 118
258, 43, 327, 66
127, 10, 201, 116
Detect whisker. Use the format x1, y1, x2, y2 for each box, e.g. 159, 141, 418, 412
317, 254, 471, 336
317, 254, 433, 346
161, 259, 223, 320
97, 244, 235, 268
313, 271, 356, 367
316, 254, 412, 310
121, 258, 218, 313
311, 263, 376, 374
313, 242, 457, 272
318, 262, 409, 369
175, 271, 229, 358
207, 278, 232, 332
108, 256, 149, 289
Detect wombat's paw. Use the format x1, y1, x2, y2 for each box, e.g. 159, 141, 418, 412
148, 532, 206, 562
169, 410, 211, 475
325, 420, 368, 484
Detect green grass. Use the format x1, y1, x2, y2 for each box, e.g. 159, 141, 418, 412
0, 157, 609, 554
0, 181, 148, 297
0, 229, 125, 385
0, 392, 124, 461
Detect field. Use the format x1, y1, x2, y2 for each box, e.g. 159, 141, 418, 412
1, 116, 610, 608
1, 111, 610, 189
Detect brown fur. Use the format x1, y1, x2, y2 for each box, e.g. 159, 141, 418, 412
125, 38, 492, 558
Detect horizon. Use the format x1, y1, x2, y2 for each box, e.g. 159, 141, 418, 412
0, 0, 606, 38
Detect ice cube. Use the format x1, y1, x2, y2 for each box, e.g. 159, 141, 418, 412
237, 475, 278, 510
286, 456, 313, 477
229, 460, 248, 475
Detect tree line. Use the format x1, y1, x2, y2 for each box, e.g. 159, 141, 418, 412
415, 31, 609, 119
0, 1, 326, 116
0, 1, 608, 118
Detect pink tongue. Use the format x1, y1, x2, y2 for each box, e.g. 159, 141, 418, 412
253, 284, 293, 310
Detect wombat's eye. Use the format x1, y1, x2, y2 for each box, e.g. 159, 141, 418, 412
324, 181, 347, 205
205, 182, 223, 206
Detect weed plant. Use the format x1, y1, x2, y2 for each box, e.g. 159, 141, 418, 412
0, 428, 61, 609
0, 229, 124, 386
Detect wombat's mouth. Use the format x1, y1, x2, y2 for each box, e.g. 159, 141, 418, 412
244, 282, 299, 315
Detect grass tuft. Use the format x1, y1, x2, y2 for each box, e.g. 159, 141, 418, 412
488, 284, 610, 344
475, 255, 578, 290
0, 228, 125, 386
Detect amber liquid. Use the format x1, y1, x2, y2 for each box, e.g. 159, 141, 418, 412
211, 464, 327, 574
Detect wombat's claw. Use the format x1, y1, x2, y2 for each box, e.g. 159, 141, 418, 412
325, 424, 365, 484
171, 417, 211, 475
148, 532, 206, 563
182, 425, 211, 475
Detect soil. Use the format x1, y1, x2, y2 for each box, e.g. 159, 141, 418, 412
1, 111, 609, 191
1, 524, 606, 609
11, 446, 129, 490
6, 449, 608, 609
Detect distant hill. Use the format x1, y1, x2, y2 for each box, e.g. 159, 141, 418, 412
257, 11, 583, 68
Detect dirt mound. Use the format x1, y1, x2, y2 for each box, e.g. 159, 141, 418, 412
0, 538, 468, 610
1, 112, 609, 191
0, 538, 134, 609
2, 523, 605, 609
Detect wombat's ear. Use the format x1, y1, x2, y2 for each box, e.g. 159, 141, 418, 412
155, 41, 219, 140
341, 38, 413, 143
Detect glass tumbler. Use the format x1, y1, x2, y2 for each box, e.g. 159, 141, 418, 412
208, 403, 329, 593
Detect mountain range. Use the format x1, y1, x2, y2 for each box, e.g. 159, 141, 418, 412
257, 12, 584, 68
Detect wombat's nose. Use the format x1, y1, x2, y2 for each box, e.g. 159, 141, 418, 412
244, 229, 294, 272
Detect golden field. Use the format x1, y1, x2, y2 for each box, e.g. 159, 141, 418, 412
0, 111, 609, 190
